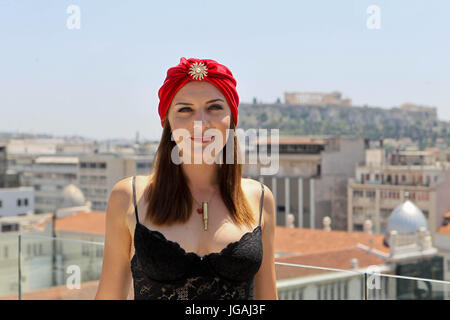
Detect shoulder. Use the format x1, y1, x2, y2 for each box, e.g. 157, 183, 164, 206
108, 176, 134, 215
241, 178, 275, 225
111, 176, 133, 200
242, 178, 274, 205
111, 174, 153, 201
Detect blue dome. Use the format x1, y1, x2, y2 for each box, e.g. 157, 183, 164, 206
386, 200, 428, 235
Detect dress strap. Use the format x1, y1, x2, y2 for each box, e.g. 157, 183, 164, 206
258, 182, 264, 227
132, 175, 139, 224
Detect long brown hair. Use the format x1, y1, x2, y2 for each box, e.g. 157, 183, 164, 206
144, 118, 256, 229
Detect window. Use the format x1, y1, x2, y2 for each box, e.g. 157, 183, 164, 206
388, 191, 399, 199
380, 209, 392, 219
82, 244, 90, 257
405, 192, 416, 200
89, 162, 96, 169
366, 190, 376, 200
353, 190, 364, 198
365, 208, 374, 219
80, 162, 87, 168
0, 200, 2, 208
17, 199, 21, 206
417, 192, 429, 201
99, 162, 106, 169
24, 198, 28, 206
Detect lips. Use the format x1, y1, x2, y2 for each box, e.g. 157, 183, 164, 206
191, 135, 215, 142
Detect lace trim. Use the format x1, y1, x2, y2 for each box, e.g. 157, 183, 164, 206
135, 222, 262, 260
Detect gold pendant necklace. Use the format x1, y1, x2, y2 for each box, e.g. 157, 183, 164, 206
193, 187, 217, 231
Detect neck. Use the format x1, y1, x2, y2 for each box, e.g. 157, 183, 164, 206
181, 162, 220, 191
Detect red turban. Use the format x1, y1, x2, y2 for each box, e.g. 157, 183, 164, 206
158, 57, 239, 128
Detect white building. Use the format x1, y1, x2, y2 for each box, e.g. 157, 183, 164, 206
30, 156, 79, 213
348, 147, 450, 236
78, 153, 153, 211
0, 186, 34, 220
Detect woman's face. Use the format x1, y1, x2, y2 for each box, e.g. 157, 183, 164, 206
166, 81, 232, 164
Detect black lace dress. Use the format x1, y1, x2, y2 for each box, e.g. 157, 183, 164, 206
130, 176, 264, 300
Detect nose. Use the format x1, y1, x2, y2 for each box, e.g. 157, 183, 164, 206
193, 107, 210, 127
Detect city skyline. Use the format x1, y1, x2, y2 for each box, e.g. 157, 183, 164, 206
1, 0, 449, 141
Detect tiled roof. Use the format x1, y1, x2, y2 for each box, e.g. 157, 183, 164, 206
37, 210, 106, 235
274, 226, 389, 256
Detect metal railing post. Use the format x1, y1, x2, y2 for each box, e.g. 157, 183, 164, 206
364, 272, 368, 300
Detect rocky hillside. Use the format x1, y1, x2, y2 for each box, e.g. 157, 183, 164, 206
238, 103, 450, 149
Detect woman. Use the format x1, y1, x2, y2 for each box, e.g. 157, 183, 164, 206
95, 57, 277, 300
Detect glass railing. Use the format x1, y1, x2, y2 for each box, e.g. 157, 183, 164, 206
275, 261, 366, 300
0, 233, 104, 300
275, 261, 450, 300
1, 233, 449, 300
365, 272, 450, 300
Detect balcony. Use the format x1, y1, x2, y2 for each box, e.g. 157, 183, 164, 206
0, 233, 449, 300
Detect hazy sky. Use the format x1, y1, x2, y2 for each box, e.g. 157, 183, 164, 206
1, 0, 449, 141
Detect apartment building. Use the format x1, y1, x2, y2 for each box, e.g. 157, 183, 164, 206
348, 147, 450, 236
30, 156, 79, 213
244, 135, 367, 231
78, 153, 153, 211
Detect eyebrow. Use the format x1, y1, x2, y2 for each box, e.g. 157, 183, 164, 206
175, 98, 224, 106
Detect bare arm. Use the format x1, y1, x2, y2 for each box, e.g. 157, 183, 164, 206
254, 184, 278, 300
95, 177, 133, 299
